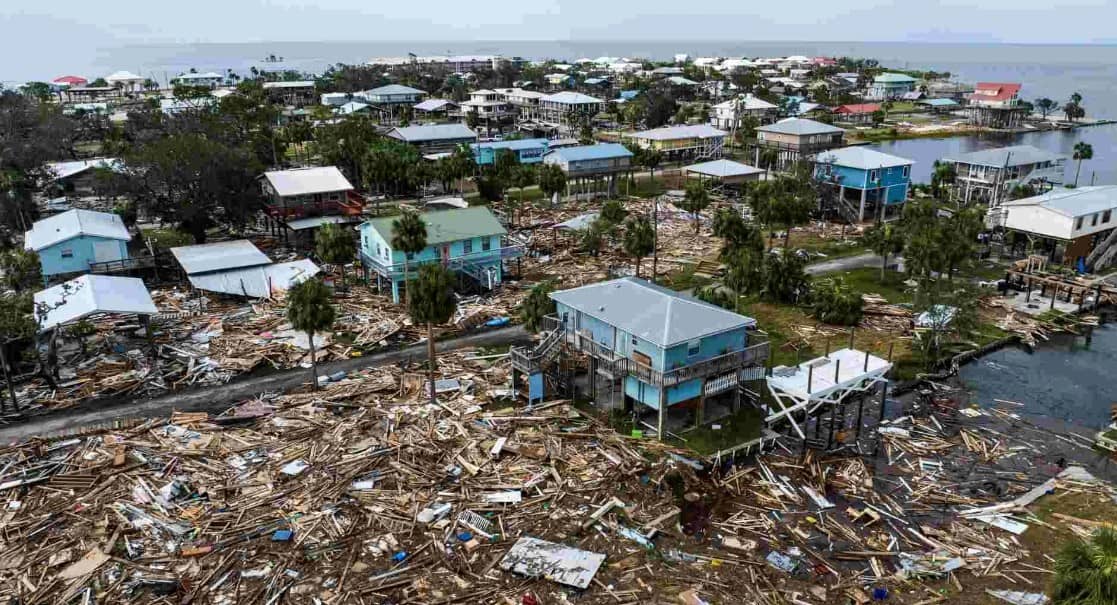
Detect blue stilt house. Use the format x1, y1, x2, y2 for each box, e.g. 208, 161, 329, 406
511, 278, 769, 438
358, 207, 521, 303
815, 146, 914, 221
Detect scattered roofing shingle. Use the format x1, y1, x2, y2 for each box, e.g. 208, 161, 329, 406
816, 147, 914, 170
362, 207, 507, 247
549, 277, 756, 347
24, 209, 131, 251
263, 167, 354, 197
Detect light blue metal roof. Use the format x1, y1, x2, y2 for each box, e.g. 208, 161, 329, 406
550, 277, 755, 347
364, 84, 425, 96
545, 143, 633, 163
919, 98, 959, 107
389, 123, 477, 142
471, 138, 550, 152
619, 90, 640, 101
816, 146, 913, 170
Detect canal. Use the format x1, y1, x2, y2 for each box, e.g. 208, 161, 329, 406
958, 318, 1117, 429
869, 123, 1117, 186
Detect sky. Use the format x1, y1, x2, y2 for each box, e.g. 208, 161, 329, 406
3, 0, 1116, 81
4, 0, 1116, 45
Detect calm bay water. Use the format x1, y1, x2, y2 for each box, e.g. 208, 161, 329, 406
870, 123, 1117, 186
959, 321, 1116, 428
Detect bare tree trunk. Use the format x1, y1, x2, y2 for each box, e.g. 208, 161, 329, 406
427, 322, 437, 405
0, 344, 17, 413
635, 256, 641, 278
308, 330, 319, 390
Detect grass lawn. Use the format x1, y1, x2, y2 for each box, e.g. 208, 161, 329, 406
789, 231, 869, 261
837, 267, 915, 304
140, 227, 194, 250
671, 406, 764, 455
660, 264, 713, 292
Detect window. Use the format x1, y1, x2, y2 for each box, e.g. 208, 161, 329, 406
329, 192, 340, 201
61, 248, 73, 258
869, 169, 880, 182
819, 164, 832, 177
902, 165, 910, 178
375, 243, 380, 256
687, 340, 701, 357
1092, 213, 1100, 227
406, 251, 414, 260
482, 237, 492, 251
631, 335, 638, 346
1075, 216, 1084, 230
463, 239, 473, 254
1104, 210, 1112, 224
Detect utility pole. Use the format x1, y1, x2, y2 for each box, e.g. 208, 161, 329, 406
651, 196, 659, 284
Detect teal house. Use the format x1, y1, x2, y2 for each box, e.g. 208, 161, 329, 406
815, 146, 913, 221
534, 278, 769, 437
868, 73, 918, 100
24, 209, 132, 280
358, 207, 520, 303
472, 139, 550, 165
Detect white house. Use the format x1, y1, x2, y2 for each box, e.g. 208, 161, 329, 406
996, 186, 1117, 266
710, 94, 779, 129
172, 72, 225, 88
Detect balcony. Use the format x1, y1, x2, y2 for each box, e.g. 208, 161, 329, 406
360, 245, 524, 280
266, 191, 364, 220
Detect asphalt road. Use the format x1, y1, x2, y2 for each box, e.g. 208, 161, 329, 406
806, 252, 897, 275
0, 325, 529, 443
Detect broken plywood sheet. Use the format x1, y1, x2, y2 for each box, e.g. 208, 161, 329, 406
500, 537, 605, 589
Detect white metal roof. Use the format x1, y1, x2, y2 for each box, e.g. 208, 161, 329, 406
942, 145, 1064, 168
550, 277, 755, 347
1002, 185, 1117, 218
540, 92, 603, 105
186, 259, 319, 299
44, 157, 122, 182
714, 96, 778, 111
35, 274, 157, 331
262, 80, 315, 89
768, 348, 892, 399
24, 209, 131, 251
105, 71, 143, 83
285, 215, 358, 231
413, 99, 456, 111
632, 125, 727, 141
685, 159, 764, 179
171, 240, 271, 275
264, 166, 354, 197
816, 146, 914, 170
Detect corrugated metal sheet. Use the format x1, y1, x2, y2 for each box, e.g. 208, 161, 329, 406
171, 240, 271, 275
35, 274, 157, 331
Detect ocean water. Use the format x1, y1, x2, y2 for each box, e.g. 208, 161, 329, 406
37, 40, 1117, 120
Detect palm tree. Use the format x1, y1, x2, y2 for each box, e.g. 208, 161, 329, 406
1051, 526, 1117, 604
537, 163, 567, 206
315, 223, 355, 287
286, 278, 336, 391
862, 222, 905, 282
408, 264, 457, 404
680, 180, 711, 234
519, 281, 556, 334
623, 216, 655, 278
641, 148, 663, 190
724, 247, 764, 313
1073, 141, 1094, 187
390, 210, 428, 304
930, 160, 957, 200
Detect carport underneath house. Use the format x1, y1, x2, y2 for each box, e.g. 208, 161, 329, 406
509, 278, 771, 440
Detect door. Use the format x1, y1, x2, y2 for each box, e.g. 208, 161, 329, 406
440, 245, 451, 264
93, 240, 122, 264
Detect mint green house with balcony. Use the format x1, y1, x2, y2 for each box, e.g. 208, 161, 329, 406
358, 207, 521, 303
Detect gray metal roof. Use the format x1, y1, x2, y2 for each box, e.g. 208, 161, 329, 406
685, 159, 764, 179
186, 259, 320, 299
171, 240, 271, 275
757, 118, 845, 136
388, 123, 478, 142
1003, 185, 1117, 218
549, 277, 755, 348
631, 125, 727, 141
942, 145, 1064, 168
